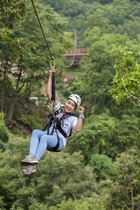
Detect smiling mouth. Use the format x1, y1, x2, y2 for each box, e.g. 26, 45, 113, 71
65, 107, 71, 111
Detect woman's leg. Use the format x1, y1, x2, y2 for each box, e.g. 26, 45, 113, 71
21, 129, 45, 165
29, 129, 46, 156
35, 135, 64, 160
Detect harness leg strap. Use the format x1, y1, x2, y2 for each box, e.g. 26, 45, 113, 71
47, 136, 60, 152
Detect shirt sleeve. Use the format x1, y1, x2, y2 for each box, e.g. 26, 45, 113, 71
53, 102, 64, 115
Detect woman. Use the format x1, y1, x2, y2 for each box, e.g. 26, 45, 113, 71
21, 68, 85, 175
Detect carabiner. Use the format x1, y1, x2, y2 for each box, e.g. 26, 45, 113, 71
50, 58, 55, 68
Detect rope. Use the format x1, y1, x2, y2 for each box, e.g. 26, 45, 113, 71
30, 0, 56, 106
30, 0, 54, 61
30, 0, 79, 68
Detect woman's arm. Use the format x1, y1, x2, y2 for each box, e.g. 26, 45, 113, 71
74, 106, 85, 132
46, 68, 56, 103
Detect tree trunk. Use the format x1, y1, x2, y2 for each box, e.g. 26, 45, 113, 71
5, 97, 16, 122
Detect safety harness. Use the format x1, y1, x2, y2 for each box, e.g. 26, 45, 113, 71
42, 111, 75, 152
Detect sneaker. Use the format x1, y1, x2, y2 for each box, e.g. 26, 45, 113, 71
21, 155, 38, 165
22, 165, 36, 175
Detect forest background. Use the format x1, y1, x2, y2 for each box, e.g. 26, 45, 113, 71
0, 0, 140, 209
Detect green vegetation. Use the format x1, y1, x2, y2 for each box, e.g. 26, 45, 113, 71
0, 112, 9, 151
0, 0, 140, 209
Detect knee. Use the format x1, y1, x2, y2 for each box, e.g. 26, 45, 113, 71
40, 135, 47, 142
32, 129, 40, 136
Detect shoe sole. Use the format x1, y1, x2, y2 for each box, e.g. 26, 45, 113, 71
22, 168, 36, 175
21, 161, 38, 166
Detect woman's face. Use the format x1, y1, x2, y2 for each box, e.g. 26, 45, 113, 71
65, 99, 76, 113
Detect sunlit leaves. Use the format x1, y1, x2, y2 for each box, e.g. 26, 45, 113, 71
0, 27, 37, 62
110, 46, 140, 105
0, 0, 28, 19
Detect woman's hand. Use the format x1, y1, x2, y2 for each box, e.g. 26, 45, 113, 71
49, 68, 56, 76
74, 106, 85, 132
78, 106, 85, 115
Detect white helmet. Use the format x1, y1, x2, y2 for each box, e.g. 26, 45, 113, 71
68, 94, 81, 107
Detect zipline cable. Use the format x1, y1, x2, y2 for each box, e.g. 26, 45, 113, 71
31, 0, 77, 68
30, 0, 54, 62
30, 0, 78, 103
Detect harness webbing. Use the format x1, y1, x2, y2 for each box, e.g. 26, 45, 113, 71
47, 136, 60, 152
42, 112, 75, 152
51, 73, 55, 101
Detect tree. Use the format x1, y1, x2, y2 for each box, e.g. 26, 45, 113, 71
0, 0, 27, 20
89, 154, 116, 181
0, 133, 100, 209
80, 32, 128, 115
104, 149, 140, 210
110, 46, 140, 106
0, 0, 72, 122
49, 196, 106, 210
0, 112, 9, 151
68, 112, 140, 162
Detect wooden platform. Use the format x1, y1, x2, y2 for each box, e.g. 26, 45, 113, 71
64, 48, 87, 65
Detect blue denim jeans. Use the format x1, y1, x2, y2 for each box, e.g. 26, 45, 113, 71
29, 129, 64, 160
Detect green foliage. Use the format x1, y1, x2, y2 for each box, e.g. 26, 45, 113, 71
110, 46, 140, 106
28, 203, 49, 210
18, 113, 42, 131
69, 112, 140, 162
61, 77, 85, 101
0, 27, 36, 62
89, 154, 116, 181
36, 152, 99, 207
104, 0, 131, 26
0, 0, 27, 19
80, 32, 127, 115
105, 149, 140, 209
21, 101, 49, 131
0, 0, 73, 123
1, 0, 140, 209
49, 196, 106, 210
0, 132, 101, 209
0, 112, 9, 151
117, 18, 140, 39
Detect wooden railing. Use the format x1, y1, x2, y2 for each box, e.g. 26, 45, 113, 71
64, 48, 87, 56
